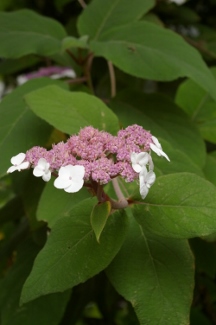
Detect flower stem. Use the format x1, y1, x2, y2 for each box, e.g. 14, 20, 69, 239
111, 177, 128, 208
84, 53, 94, 93
66, 76, 87, 84
107, 61, 116, 98
78, 0, 87, 8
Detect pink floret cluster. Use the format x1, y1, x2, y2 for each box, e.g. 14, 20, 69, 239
25, 125, 154, 184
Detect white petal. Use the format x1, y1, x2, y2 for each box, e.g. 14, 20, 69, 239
61, 69, 76, 78
54, 176, 71, 189
42, 171, 51, 182
148, 155, 154, 171
132, 163, 142, 173
146, 171, 156, 186
64, 179, 84, 193
139, 165, 148, 177
7, 166, 17, 173
69, 165, 85, 179
139, 181, 149, 199
33, 166, 45, 177
17, 75, 28, 85
150, 143, 162, 156
160, 150, 170, 162
130, 152, 137, 165
150, 143, 170, 162
151, 136, 162, 149
17, 161, 30, 171
58, 165, 73, 177
11, 153, 26, 165
137, 152, 149, 165
38, 158, 49, 167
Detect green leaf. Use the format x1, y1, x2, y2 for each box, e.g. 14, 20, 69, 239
61, 35, 89, 50
21, 198, 128, 303
0, 78, 68, 178
106, 216, 194, 325
175, 67, 216, 143
0, 9, 66, 59
77, 0, 155, 40
0, 239, 70, 325
133, 173, 216, 239
152, 140, 204, 177
90, 201, 111, 242
110, 92, 206, 168
0, 56, 40, 75
25, 85, 119, 135
37, 177, 90, 227
90, 21, 216, 101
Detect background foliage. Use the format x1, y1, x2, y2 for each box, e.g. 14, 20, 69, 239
1, 0, 216, 324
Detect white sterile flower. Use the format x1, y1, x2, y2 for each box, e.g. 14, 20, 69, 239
131, 152, 149, 173
169, 0, 187, 5
16, 75, 28, 85
7, 153, 30, 173
139, 165, 156, 199
54, 165, 85, 193
150, 136, 170, 162
51, 69, 76, 80
33, 158, 51, 182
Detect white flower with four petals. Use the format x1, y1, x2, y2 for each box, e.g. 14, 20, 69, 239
169, 0, 187, 5
7, 153, 30, 173
131, 151, 156, 199
131, 152, 151, 173
139, 166, 156, 199
33, 158, 51, 182
54, 165, 85, 193
150, 136, 170, 161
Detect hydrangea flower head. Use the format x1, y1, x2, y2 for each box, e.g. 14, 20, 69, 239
7, 125, 170, 201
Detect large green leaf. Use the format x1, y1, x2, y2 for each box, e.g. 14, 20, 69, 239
78, 0, 155, 40
175, 67, 216, 143
91, 21, 216, 101
151, 140, 203, 177
110, 92, 206, 169
21, 198, 128, 303
0, 56, 40, 75
132, 173, 216, 239
0, 239, 70, 325
37, 178, 90, 227
0, 10, 66, 59
106, 216, 194, 325
25, 85, 119, 135
0, 78, 68, 178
